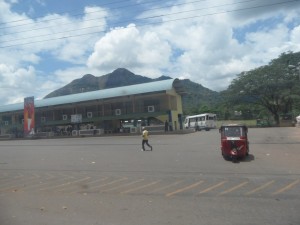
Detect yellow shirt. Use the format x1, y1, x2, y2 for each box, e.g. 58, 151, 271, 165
142, 130, 149, 140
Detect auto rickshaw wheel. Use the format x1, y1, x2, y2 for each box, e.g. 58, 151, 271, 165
232, 156, 238, 163
222, 152, 230, 161
246, 148, 249, 156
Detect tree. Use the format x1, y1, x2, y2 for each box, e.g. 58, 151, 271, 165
225, 52, 300, 125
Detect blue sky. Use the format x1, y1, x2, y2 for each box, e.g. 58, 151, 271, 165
0, 0, 300, 105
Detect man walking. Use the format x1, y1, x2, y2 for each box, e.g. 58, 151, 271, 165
141, 127, 153, 151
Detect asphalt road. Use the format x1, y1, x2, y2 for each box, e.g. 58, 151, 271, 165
0, 127, 299, 225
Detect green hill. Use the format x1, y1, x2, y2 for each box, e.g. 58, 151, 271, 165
44, 68, 220, 114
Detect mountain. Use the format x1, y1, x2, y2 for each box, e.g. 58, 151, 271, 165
44, 68, 220, 113
180, 79, 221, 113
44, 68, 165, 98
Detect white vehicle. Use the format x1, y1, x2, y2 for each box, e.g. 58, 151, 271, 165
296, 115, 300, 123
184, 113, 217, 131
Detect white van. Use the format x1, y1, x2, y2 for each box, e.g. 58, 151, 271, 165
184, 113, 217, 131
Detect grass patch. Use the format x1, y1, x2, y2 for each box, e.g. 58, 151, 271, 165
217, 120, 257, 128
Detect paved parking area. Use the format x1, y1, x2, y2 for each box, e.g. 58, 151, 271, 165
0, 169, 299, 198
0, 127, 299, 225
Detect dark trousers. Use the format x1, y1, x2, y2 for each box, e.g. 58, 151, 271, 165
142, 140, 152, 150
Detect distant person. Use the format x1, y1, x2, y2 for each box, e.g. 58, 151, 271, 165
141, 127, 152, 151
165, 120, 169, 132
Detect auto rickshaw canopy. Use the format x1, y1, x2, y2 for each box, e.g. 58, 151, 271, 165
219, 124, 248, 137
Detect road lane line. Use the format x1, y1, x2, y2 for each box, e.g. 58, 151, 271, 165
59, 173, 75, 179
101, 179, 145, 192
38, 177, 77, 191
69, 177, 109, 194
89, 177, 128, 191
218, 181, 248, 196
166, 181, 204, 197
149, 180, 183, 194
40, 177, 91, 191
245, 180, 275, 195
30, 175, 90, 191
0, 175, 41, 192
22, 180, 54, 190
22, 173, 73, 190
198, 181, 227, 195
84, 176, 109, 185
56, 177, 92, 192
0, 173, 28, 189
272, 179, 299, 195
121, 180, 161, 194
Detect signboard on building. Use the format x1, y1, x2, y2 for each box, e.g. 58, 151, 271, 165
71, 114, 82, 123
24, 96, 35, 136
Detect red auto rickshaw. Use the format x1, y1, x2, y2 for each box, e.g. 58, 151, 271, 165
219, 124, 249, 162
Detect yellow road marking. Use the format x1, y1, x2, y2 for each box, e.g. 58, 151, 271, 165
24, 176, 80, 190
90, 177, 128, 191
0, 175, 41, 191
101, 179, 145, 192
45, 177, 125, 192
33, 176, 107, 192
70, 176, 109, 188
69, 177, 109, 194
198, 181, 227, 194
149, 180, 183, 194
56, 177, 92, 192
166, 181, 204, 197
272, 179, 299, 195
40, 177, 91, 191
245, 180, 275, 195
23, 175, 77, 191
121, 180, 160, 194
84, 176, 109, 185
218, 181, 248, 196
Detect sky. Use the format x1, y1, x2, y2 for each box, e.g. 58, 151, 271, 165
0, 0, 300, 105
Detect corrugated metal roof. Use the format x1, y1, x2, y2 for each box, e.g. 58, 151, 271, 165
0, 79, 178, 113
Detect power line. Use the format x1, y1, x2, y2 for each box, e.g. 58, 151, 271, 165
0, 0, 298, 48
0, 0, 141, 26
0, 0, 287, 37
0, 0, 174, 30
0, 0, 206, 35
0, 0, 257, 44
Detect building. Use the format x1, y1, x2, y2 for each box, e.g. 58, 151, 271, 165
0, 79, 184, 137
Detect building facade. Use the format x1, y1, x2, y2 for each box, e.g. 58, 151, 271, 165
0, 79, 184, 137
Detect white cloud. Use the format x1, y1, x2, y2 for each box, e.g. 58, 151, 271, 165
53, 66, 97, 85
0, 64, 38, 104
138, 0, 300, 90
0, 0, 300, 105
290, 25, 300, 50
1, 4, 108, 60
51, 6, 108, 63
87, 24, 172, 77
0, 3, 109, 104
